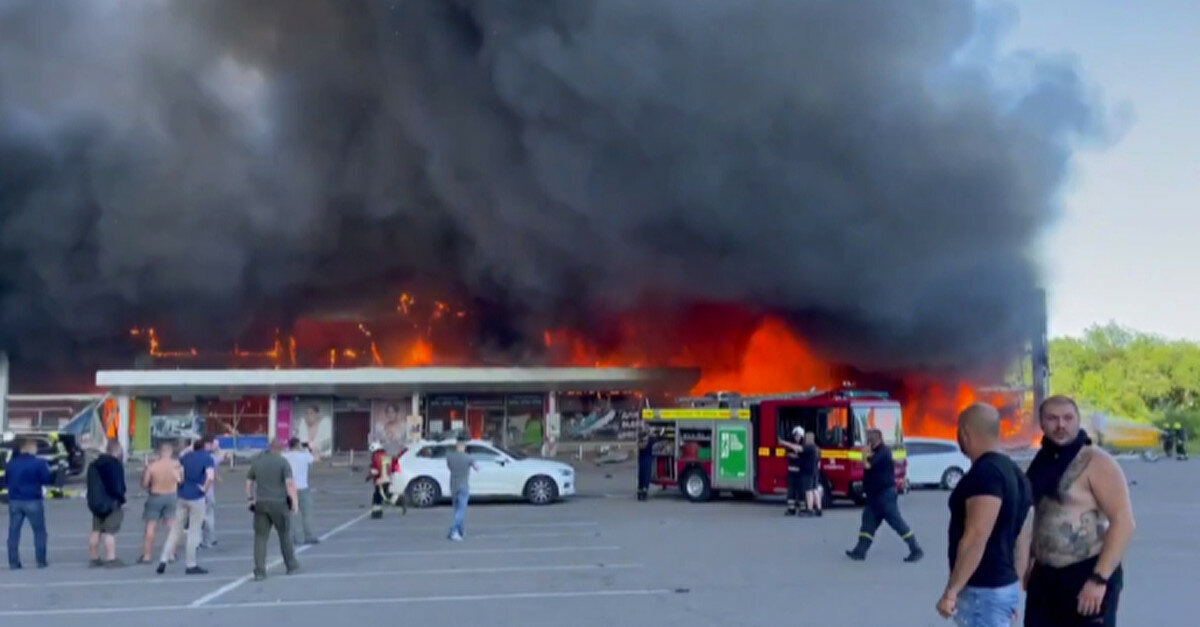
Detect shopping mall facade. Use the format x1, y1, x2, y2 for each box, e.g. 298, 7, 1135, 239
88, 367, 699, 455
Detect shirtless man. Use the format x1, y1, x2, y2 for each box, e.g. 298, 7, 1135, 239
1023, 395, 1136, 626
139, 443, 182, 563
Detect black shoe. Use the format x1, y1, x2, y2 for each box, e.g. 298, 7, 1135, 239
89, 558, 104, 568
156, 562, 167, 575
103, 559, 127, 569
185, 566, 208, 575
845, 550, 866, 561
8, 564, 20, 570
286, 566, 301, 575
814, 509, 823, 517
904, 548, 925, 563
36, 562, 48, 569
785, 508, 796, 516
305, 538, 321, 545
253, 572, 266, 581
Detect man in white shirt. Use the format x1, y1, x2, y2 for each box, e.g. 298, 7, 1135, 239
282, 437, 320, 545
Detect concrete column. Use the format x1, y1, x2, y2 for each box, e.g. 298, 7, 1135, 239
268, 393, 278, 441
116, 394, 131, 454
411, 392, 422, 439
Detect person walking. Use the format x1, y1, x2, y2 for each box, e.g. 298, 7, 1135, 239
1024, 396, 1135, 626
86, 440, 128, 568
282, 437, 320, 545
445, 432, 478, 541
366, 441, 391, 519
139, 442, 182, 563
845, 428, 924, 562
246, 439, 301, 581
157, 438, 214, 575
5, 438, 54, 569
936, 403, 1033, 626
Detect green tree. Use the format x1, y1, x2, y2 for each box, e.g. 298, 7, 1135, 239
1049, 323, 1200, 439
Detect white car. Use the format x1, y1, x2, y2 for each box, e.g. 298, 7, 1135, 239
903, 437, 972, 490
392, 439, 576, 507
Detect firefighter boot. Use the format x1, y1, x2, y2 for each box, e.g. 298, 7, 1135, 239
902, 533, 924, 563
845, 534, 872, 561
785, 501, 797, 516
370, 506, 383, 519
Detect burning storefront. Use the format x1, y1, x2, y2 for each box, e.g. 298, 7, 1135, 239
94, 366, 700, 455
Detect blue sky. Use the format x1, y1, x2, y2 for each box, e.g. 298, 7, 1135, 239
1005, 0, 1199, 340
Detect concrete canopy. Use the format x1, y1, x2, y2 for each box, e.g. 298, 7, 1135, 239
94, 367, 701, 398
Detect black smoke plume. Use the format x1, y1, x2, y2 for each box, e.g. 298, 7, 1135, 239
0, 0, 1117, 388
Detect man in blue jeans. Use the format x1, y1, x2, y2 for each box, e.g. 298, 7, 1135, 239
6, 438, 55, 569
445, 432, 478, 541
937, 403, 1034, 626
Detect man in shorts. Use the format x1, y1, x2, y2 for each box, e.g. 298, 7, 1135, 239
86, 440, 127, 568
139, 442, 182, 563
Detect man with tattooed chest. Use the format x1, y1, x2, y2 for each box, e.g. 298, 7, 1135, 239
1023, 396, 1136, 626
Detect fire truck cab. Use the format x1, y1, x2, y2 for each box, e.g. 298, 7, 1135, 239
641, 388, 907, 505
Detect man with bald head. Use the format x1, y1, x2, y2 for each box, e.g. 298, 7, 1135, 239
937, 403, 1033, 626
246, 439, 300, 580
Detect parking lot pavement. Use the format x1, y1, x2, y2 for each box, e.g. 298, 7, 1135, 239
2, 457, 1195, 625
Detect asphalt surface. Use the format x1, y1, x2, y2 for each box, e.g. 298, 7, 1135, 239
1, 456, 1195, 626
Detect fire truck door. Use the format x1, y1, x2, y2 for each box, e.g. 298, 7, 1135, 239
712, 422, 753, 491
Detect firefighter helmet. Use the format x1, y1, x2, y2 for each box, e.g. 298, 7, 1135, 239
369, 441, 383, 453
791, 426, 805, 438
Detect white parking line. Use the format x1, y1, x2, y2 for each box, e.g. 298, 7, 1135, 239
39, 520, 600, 541
0, 588, 671, 617
0, 563, 642, 589
189, 510, 370, 607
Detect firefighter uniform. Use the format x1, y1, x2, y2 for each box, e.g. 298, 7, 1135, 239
785, 427, 804, 515
846, 443, 923, 562
367, 443, 391, 519
636, 426, 653, 501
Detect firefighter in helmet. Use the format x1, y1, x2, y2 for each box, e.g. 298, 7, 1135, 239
1175, 423, 1189, 460
780, 426, 806, 516
367, 441, 391, 519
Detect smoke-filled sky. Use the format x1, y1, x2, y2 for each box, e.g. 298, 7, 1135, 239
0, 0, 1116, 386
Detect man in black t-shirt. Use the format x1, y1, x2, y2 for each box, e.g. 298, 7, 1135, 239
937, 403, 1033, 626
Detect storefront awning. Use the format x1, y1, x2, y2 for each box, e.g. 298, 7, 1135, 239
95, 367, 701, 398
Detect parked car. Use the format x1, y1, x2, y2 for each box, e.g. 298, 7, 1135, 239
392, 439, 576, 507
903, 437, 971, 490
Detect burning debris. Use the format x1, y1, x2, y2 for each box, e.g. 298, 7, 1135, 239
0, 1, 1115, 397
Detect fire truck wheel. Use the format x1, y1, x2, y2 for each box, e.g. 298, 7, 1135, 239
523, 475, 559, 505
405, 477, 442, 508
940, 467, 965, 491
680, 468, 712, 502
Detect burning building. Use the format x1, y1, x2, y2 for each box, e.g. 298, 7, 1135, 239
3, 1, 1100, 446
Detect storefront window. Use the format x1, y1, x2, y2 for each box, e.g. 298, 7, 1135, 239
558, 391, 643, 442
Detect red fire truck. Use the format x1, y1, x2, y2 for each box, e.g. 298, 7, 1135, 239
640, 388, 908, 505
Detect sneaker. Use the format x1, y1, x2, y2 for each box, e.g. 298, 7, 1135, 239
137, 556, 151, 564
103, 559, 127, 569
815, 510, 823, 517
253, 572, 266, 581
36, 562, 48, 569
185, 566, 208, 575
286, 566, 301, 575
156, 562, 167, 575
89, 559, 104, 568
449, 532, 463, 541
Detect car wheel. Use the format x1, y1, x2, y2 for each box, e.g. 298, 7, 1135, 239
680, 468, 712, 502
405, 477, 441, 508
524, 475, 559, 505
941, 467, 964, 490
